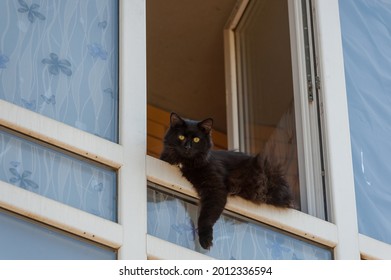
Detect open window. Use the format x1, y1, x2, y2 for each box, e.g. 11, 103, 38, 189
146, 0, 332, 259
147, 0, 327, 218
146, 0, 232, 156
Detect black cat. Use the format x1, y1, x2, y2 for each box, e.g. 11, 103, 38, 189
160, 112, 293, 250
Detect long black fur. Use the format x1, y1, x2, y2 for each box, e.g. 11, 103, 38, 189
160, 112, 293, 249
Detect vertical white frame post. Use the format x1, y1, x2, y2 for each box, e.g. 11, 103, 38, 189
312, 0, 359, 259
224, 0, 250, 150
224, 27, 240, 151
287, 0, 309, 215
118, 0, 147, 259
288, 0, 326, 219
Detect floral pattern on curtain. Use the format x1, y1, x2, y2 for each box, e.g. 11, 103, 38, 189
0, 0, 119, 142
0, 129, 117, 221
147, 185, 332, 260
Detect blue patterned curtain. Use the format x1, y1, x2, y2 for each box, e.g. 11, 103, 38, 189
0, 0, 119, 142
0, 129, 117, 221
340, 0, 391, 245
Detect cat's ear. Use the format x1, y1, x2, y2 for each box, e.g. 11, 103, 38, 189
198, 118, 213, 134
170, 112, 185, 128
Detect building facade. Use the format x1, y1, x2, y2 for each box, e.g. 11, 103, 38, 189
0, 0, 390, 260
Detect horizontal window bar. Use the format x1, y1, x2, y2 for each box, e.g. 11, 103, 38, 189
0, 100, 124, 168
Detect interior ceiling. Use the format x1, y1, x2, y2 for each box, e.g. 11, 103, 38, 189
147, 0, 238, 133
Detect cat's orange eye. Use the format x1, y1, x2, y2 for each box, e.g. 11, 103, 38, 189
193, 137, 200, 143
178, 135, 185, 141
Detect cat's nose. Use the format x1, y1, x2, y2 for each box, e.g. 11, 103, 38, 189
184, 142, 191, 150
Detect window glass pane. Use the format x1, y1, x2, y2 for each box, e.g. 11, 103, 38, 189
0, 209, 116, 260
0, 128, 117, 221
339, 0, 391, 245
0, 0, 118, 142
235, 1, 301, 209
147, 184, 332, 260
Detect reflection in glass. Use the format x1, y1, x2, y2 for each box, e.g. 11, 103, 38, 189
340, 0, 391, 245
234, 0, 301, 209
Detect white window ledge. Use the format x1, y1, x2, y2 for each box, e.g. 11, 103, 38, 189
146, 155, 338, 249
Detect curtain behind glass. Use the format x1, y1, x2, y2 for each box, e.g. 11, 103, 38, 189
0, 0, 119, 142
340, 0, 391, 244
0, 129, 117, 221
147, 185, 332, 260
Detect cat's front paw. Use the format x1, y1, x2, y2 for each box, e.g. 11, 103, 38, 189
198, 228, 213, 250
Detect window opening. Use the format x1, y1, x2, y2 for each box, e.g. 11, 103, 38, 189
146, 0, 328, 249
146, 0, 234, 156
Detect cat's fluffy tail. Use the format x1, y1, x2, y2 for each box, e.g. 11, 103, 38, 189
255, 154, 294, 208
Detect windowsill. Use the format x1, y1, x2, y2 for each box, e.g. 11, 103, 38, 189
146, 155, 337, 248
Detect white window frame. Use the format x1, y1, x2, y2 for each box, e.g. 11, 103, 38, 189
0, 0, 147, 260
3, 0, 390, 261
146, 0, 391, 260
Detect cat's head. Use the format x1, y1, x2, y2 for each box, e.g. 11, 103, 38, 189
163, 112, 213, 160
